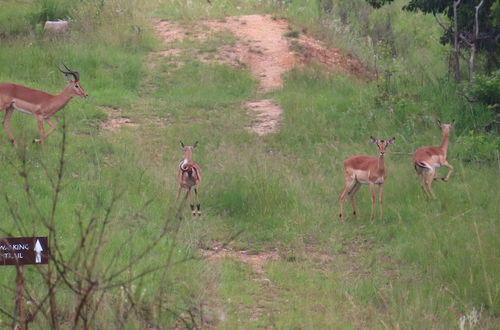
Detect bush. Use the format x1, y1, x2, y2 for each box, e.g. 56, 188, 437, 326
455, 130, 500, 161
467, 70, 500, 113
30, 0, 73, 25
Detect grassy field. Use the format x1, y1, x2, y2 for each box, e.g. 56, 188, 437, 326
0, 0, 498, 328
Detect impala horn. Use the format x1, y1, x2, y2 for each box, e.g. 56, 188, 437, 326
58, 64, 80, 82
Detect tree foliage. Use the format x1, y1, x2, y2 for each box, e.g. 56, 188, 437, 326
366, 0, 500, 75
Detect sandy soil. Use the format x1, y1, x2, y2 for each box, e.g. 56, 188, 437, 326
100, 106, 138, 131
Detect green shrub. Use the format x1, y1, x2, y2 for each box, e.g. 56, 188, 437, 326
467, 70, 500, 113
455, 130, 500, 161
283, 30, 300, 38
30, 0, 73, 24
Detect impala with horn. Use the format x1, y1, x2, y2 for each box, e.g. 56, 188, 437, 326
339, 136, 395, 222
0, 64, 88, 144
177, 141, 202, 216
412, 120, 455, 199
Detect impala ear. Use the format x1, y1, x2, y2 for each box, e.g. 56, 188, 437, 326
450, 120, 456, 127
370, 136, 378, 144
388, 137, 396, 144
180, 141, 185, 149
437, 120, 442, 128
193, 141, 198, 148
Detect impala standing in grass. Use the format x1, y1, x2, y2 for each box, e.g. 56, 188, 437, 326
412, 120, 455, 199
177, 141, 202, 216
339, 137, 395, 222
0, 64, 88, 144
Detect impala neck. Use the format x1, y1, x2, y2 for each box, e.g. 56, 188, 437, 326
376, 153, 386, 175
440, 129, 450, 156
48, 84, 75, 116
183, 149, 193, 162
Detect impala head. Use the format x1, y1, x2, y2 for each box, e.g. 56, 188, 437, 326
180, 141, 198, 157
437, 120, 455, 135
59, 64, 88, 98
370, 136, 395, 156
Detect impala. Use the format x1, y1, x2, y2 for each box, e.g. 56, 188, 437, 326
177, 141, 202, 216
412, 120, 455, 199
339, 137, 395, 222
0, 64, 88, 144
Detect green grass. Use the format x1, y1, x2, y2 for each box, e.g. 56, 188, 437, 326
0, 0, 499, 328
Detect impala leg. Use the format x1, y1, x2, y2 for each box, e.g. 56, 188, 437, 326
369, 183, 376, 221
348, 181, 361, 217
183, 187, 197, 216
417, 172, 428, 196
193, 185, 201, 216
44, 118, 57, 139
3, 107, 16, 145
416, 168, 434, 199
441, 161, 454, 182
34, 116, 46, 144
183, 187, 195, 216
378, 183, 384, 219
339, 176, 355, 221
425, 171, 437, 200
176, 186, 182, 201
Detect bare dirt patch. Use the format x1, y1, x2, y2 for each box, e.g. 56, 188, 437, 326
244, 99, 282, 136
203, 15, 296, 93
100, 106, 138, 131
199, 243, 279, 280
154, 15, 369, 90
153, 14, 369, 136
153, 19, 187, 44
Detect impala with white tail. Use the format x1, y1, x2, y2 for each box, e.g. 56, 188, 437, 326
177, 141, 202, 216
0, 64, 88, 144
339, 137, 395, 222
412, 120, 455, 199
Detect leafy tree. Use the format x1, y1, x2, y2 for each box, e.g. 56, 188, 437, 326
365, 0, 500, 82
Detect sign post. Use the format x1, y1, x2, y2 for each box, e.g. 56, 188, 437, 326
0, 237, 49, 330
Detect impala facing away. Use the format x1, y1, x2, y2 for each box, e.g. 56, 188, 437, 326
339, 137, 395, 222
412, 120, 455, 199
0, 64, 88, 144
177, 141, 202, 216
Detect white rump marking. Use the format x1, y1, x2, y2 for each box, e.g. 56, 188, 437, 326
179, 159, 188, 170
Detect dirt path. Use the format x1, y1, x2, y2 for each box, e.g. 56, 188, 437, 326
199, 243, 281, 322
204, 15, 296, 93
153, 14, 368, 136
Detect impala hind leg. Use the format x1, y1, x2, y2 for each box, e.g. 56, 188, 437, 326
2, 107, 16, 144
182, 187, 196, 216
176, 186, 183, 201
348, 181, 361, 217
339, 176, 355, 221
193, 186, 201, 216
416, 167, 433, 199
417, 172, 429, 196
425, 171, 437, 200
